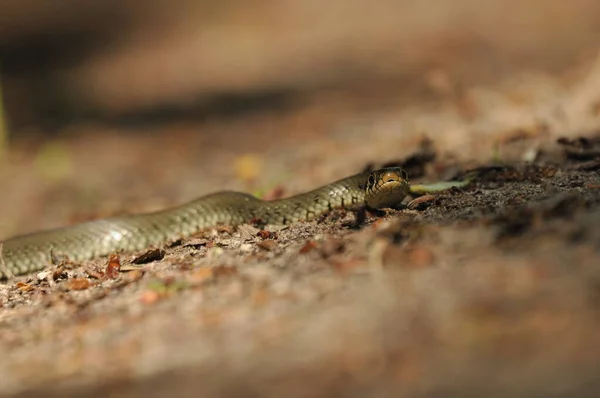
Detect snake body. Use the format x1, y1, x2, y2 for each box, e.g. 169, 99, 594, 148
1, 168, 414, 278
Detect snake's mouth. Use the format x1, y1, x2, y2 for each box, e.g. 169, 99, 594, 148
365, 168, 411, 209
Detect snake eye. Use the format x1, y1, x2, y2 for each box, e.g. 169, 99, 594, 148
400, 169, 408, 180
367, 175, 375, 187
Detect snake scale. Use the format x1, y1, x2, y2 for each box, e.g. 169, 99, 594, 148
0, 167, 470, 279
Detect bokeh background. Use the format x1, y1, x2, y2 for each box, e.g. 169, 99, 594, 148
3, 0, 600, 132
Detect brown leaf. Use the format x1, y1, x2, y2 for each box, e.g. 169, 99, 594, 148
68, 278, 91, 291
52, 266, 66, 281
119, 264, 143, 272
257, 239, 278, 251
85, 268, 105, 279
105, 254, 121, 279
299, 240, 318, 254
131, 248, 165, 264
407, 195, 436, 210
16, 282, 35, 292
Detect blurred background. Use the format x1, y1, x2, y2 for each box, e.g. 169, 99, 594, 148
2, 0, 600, 135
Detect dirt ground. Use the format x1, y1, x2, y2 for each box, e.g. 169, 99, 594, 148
2, 14, 600, 397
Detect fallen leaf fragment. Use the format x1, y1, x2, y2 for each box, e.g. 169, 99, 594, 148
407, 195, 436, 210
131, 248, 165, 264
85, 268, 105, 279
68, 278, 91, 291
257, 239, 278, 251
52, 266, 66, 280
119, 264, 144, 272
105, 254, 121, 279
16, 282, 35, 292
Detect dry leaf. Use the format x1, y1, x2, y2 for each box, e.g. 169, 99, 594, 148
105, 254, 121, 279
16, 282, 35, 292
131, 248, 165, 264
85, 268, 105, 279
52, 266, 66, 280
257, 239, 278, 251
68, 278, 91, 291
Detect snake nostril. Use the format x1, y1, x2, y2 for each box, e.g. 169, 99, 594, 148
386, 178, 395, 183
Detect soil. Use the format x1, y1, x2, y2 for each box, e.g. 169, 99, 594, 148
1, 55, 600, 397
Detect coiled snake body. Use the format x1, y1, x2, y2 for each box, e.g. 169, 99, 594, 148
0, 167, 469, 279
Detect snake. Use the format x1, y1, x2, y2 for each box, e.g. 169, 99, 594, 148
0, 167, 470, 279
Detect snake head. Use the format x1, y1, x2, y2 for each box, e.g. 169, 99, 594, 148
365, 167, 411, 209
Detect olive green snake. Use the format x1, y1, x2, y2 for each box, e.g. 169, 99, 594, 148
0, 167, 470, 279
